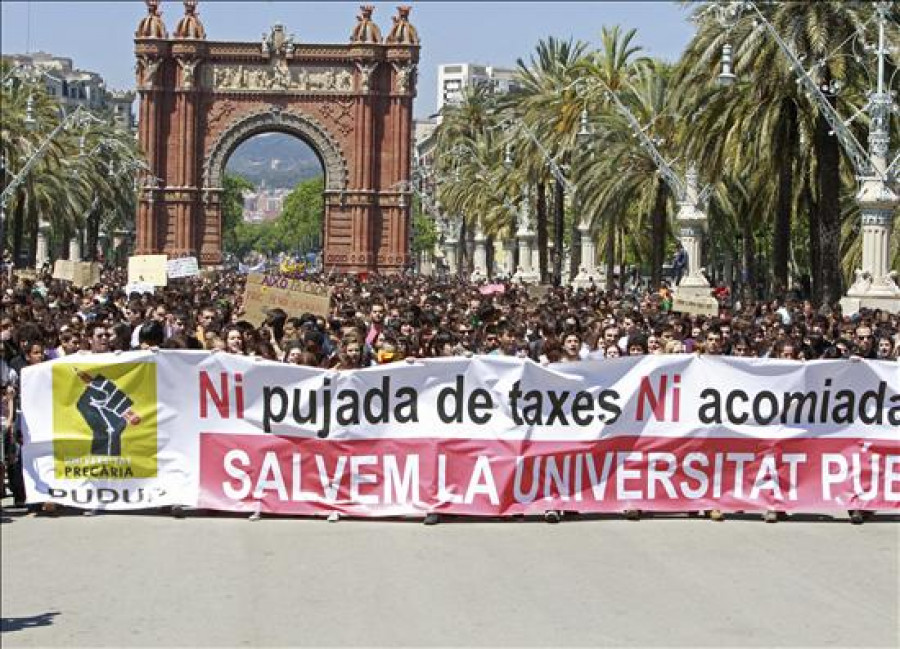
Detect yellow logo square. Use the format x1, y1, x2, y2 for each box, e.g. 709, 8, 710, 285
52, 362, 158, 479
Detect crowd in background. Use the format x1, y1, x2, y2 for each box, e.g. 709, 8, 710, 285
2, 267, 898, 523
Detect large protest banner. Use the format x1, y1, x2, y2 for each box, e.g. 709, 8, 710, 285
20, 353, 900, 514
242, 273, 332, 323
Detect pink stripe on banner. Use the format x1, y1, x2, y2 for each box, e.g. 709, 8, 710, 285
198, 433, 900, 516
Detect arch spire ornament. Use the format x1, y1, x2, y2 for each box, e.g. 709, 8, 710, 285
386, 6, 419, 45
350, 5, 382, 44
174, 0, 206, 40
135, 0, 167, 39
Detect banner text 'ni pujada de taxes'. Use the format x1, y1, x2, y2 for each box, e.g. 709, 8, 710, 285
21, 351, 900, 515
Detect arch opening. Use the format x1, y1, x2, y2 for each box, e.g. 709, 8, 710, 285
220, 131, 325, 266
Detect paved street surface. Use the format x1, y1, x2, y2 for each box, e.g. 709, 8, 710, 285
2, 505, 898, 647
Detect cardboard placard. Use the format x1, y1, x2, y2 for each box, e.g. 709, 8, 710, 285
242, 273, 332, 324
53, 260, 75, 282
672, 295, 719, 317
128, 255, 168, 286
166, 256, 199, 279
53, 261, 101, 287
72, 262, 101, 288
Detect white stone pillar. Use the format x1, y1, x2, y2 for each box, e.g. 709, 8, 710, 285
444, 236, 458, 278
842, 74, 900, 313
674, 166, 713, 302
35, 220, 50, 269
69, 236, 81, 262
471, 223, 488, 281
513, 229, 540, 284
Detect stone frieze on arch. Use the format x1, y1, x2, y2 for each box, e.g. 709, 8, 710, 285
204, 63, 356, 94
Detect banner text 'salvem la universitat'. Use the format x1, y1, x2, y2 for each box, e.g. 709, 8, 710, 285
21, 351, 900, 515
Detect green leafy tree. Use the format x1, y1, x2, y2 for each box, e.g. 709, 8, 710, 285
279, 176, 324, 254
221, 174, 254, 254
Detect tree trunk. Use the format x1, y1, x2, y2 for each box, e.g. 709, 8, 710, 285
510, 207, 519, 272
569, 194, 580, 282
772, 98, 797, 296
86, 209, 101, 263
804, 180, 821, 304
553, 178, 564, 286
536, 182, 548, 284
605, 226, 615, 292
649, 179, 667, 290
457, 217, 467, 278
741, 220, 756, 304
27, 211, 38, 267
814, 101, 842, 305
11, 192, 25, 267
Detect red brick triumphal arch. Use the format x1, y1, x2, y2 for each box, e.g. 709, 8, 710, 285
133, 1, 419, 272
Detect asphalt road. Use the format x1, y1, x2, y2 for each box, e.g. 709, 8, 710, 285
2, 505, 898, 648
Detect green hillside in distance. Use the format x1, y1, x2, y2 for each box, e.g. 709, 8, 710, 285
225, 133, 323, 189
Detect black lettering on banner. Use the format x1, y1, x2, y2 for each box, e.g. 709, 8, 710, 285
833, 390, 855, 424
858, 381, 885, 425
698, 388, 722, 424
753, 391, 778, 425
437, 375, 465, 423
263, 386, 288, 433
781, 391, 817, 424
725, 390, 749, 424
468, 388, 494, 425
889, 394, 900, 426
394, 387, 418, 423
336, 390, 360, 427
598, 389, 621, 424
571, 392, 593, 426
508, 381, 524, 425
363, 377, 391, 424
546, 391, 571, 425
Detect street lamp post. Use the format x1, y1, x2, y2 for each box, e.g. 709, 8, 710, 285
715, 0, 899, 313
502, 118, 573, 286
577, 77, 716, 303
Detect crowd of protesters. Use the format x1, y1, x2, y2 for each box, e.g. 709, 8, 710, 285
2, 265, 898, 524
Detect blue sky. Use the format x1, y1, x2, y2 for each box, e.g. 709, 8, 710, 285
1, 1, 696, 119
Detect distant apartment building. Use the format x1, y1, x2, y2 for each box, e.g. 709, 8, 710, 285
241, 184, 290, 223
436, 63, 520, 115
2, 51, 135, 129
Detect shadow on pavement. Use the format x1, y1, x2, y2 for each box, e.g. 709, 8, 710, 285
1, 611, 61, 634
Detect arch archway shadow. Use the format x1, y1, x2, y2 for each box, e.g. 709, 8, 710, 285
2, 611, 61, 634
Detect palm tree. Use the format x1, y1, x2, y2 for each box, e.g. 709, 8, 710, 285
678, 0, 881, 304
577, 59, 681, 290
512, 36, 589, 283
2, 65, 143, 267
575, 26, 651, 288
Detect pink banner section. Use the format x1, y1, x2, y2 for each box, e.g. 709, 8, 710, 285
199, 433, 900, 516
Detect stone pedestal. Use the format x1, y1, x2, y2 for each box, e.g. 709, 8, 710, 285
841, 182, 900, 314
513, 229, 540, 284
572, 222, 599, 289
444, 237, 458, 278
35, 222, 50, 269
501, 237, 516, 278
